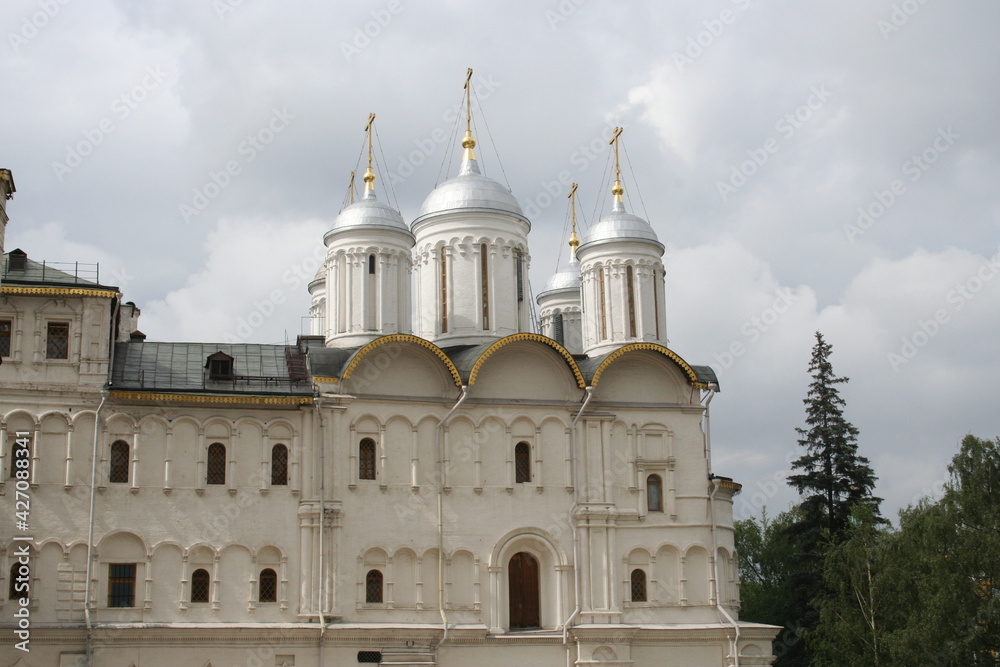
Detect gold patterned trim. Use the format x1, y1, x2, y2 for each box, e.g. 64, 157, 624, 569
340, 334, 462, 387
1, 285, 116, 298
110, 391, 313, 406
591, 343, 701, 387
718, 479, 742, 492
312, 375, 340, 384
467, 333, 586, 388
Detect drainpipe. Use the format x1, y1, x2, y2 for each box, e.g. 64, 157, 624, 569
702, 384, 716, 476
704, 382, 739, 665
313, 396, 327, 666
434, 386, 468, 649
562, 386, 594, 661
85, 385, 110, 666
710, 479, 741, 666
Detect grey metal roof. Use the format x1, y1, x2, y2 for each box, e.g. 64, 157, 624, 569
578, 203, 663, 252
537, 257, 581, 302
412, 157, 527, 226
2, 249, 117, 291
324, 191, 413, 242
307, 346, 357, 379
111, 342, 312, 395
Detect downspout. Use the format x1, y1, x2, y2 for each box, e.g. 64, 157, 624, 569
702, 384, 716, 476
85, 386, 110, 666
434, 385, 468, 649
313, 396, 327, 666
562, 386, 594, 662
704, 383, 740, 665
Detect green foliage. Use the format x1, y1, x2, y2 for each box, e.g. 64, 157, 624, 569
809, 435, 1000, 666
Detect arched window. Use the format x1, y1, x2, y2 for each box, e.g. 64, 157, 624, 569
480, 243, 490, 330
207, 443, 226, 485
440, 251, 448, 333
365, 569, 383, 603
553, 312, 564, 345
653, 267, 661, 339
9, 439, 29, 479
631, 568, 647, 602
191, 568, 210, 603
359, 438, 376, 480
9, 561, 28, 600
647, 474, 663, 512
271, 444, 288, 486
259, 568, 278, 603
368, 254, 376, 274
598, 266, 608, 340
515, 442, 531, 484
626, 265, 637, 337
109, 440, 129, 484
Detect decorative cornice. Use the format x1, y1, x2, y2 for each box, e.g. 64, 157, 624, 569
312, 375, 341, 384
1, 285, 116, 298
591, 343, 702, 388
468, 333, 586, 388
341, 334, 462, 387
109, 391, 313, 406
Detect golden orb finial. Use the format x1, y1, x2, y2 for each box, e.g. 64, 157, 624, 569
363, 165, 376, 190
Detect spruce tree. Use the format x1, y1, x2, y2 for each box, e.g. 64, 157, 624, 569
778, 331, 880, 666
788, 331, 880, 534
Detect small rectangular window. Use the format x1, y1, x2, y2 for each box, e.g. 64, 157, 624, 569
0, 320, 11, 357
46, 322, 69, 359
108, 563, 136, 607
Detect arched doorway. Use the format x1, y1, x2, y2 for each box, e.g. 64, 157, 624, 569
508, 551, 540, 629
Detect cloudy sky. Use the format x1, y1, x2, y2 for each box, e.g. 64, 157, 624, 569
3, 0, 998, 521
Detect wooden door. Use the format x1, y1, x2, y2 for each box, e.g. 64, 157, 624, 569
508, 552, 540, 629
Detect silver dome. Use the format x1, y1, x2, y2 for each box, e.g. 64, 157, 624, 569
413, 158, 527, 225
537, 257, 581, 302
579, 202, 663, 251
326, 192, 413, 238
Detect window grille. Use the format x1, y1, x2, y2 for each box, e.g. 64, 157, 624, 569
259, 568, 278, 602
271, 444, 288, 486
365, 570, 383, 603
108, 563, 136, 607
109, 441, 129, 483
46, 322, 69, 359
515, 442, 531, 483
0, 320, 10, 357
553, 313, 564, 345
631, 569, 647, 602
191, 568, 210, 603
359, 439, 376, 480
207, 443, 226, 485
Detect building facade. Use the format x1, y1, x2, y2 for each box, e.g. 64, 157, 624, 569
0, 110, 778, 667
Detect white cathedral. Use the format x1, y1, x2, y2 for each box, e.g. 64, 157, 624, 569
0, 82, 778, 667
